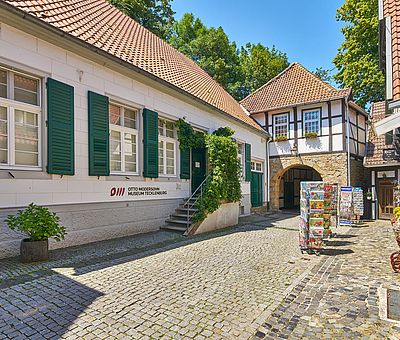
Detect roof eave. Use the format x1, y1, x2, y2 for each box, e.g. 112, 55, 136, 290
0, 1, 269, 138
248, 95, 350, 115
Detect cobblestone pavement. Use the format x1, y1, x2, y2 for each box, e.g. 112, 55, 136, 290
0, 213, 321, 339
253, 220, 400, 340
0, 215, 399, 339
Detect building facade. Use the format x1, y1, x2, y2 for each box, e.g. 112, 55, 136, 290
0, 0, 268, 258
242, 63, 368, 211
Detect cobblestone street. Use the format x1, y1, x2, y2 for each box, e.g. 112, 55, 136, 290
0, 213, 399, 339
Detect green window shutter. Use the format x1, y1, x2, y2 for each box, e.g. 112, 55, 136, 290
47, 78, 75, 175
88, 91, 110, 176
245, 143, 251, 182
143, 108, 158, 178
180, 148, 190, 179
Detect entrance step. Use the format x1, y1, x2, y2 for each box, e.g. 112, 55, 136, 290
160, 224, 187, 232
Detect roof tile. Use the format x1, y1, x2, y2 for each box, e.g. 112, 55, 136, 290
240, 62, 351, 114
3, 0, 263, 131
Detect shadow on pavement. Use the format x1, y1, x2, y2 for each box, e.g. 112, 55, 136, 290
322, 248, 355, 256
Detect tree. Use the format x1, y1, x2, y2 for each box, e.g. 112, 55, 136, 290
169, 14, 289, 100
333, 0, 384, 108
168, 13, 242, 99
109, 0, 175, 40
313, 67, 334, 84
239, 43, 289, 99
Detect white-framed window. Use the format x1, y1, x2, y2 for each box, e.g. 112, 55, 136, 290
109, 103, 139, 174
251, 161, 263, 173
273, 113, 289, 139
303, 109, 321, 135
0, 67, 41, 169
158, 118, 176, 176
237, 143, 245, 178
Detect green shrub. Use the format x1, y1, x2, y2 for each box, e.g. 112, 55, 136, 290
5, 203, 66, 242
305, 132, 318, 139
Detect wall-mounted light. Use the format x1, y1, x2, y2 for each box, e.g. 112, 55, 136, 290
291, 144, 299, 157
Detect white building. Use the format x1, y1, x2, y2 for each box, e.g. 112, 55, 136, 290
0, 0, 269, 258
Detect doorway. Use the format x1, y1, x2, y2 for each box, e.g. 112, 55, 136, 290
279, 166, 322, 210
191, 148, 207, 193
378, 180, 395, 219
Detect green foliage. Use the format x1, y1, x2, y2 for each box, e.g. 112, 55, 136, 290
194, 130, 242, 222
304, 132, 318, 139
274, 135, 288, 142
109, 0, 175, 39
333, 0, 384, 109
313, 67, 334, 85
212, 127, 235, 137
176, 118, 206, 150
394, 207, 400, 220
238, 43, 289, 99
5, 203, 66, 242
168, 13, 288, 101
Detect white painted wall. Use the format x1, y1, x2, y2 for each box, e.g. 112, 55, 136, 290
0, 23, 265, 209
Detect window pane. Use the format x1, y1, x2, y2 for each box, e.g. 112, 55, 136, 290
166, 121, 174, 138
124, 133, 136, 172
14, 74, 39, 105
158, 119, 164, 136
110, 130, 121, 171
109, 104, 121, 126
166, 142, 175, 174
15, 152, 37, 166
158, 141, 164, 173
124, 108, 136, 129
166, 166, 174, 175
0, 70, 7, 98
0, 107, 7, 135
14, 110, 38, 166
0, 149, 7, 164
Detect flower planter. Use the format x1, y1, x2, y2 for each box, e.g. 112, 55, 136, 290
390, 251, 400, 273
20, 239, 49, 263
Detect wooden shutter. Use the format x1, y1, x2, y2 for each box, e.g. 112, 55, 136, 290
180, 148, 190, 179
47, 78, 75, 175
88, 91, 110, 176
143, 108, 158, 178
245, 143, 251, 182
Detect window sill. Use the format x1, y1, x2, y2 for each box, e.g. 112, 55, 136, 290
0, 165, 43, 172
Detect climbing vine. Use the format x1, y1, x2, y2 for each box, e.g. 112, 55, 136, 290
194, 127, 242, 222
176, 118, 205, 150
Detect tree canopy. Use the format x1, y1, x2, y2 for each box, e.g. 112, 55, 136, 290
168, 13, 289, 100
109, 0, 175, 40
333, 0, 384, 108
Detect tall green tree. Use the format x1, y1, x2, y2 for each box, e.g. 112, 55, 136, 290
313, 67, 334, 85
169, 13, 289, 100
333, 0, 384, 108
239, 43, 289, 99
169, 13, 242, 99
109, 0, 175, 40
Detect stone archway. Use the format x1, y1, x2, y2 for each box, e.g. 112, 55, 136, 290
269, 153, 348, 211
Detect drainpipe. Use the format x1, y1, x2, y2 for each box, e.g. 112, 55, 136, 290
345, 97, 351, 186
266, 138, 272, 210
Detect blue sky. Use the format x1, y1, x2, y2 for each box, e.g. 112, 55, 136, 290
172, 0, 345, 73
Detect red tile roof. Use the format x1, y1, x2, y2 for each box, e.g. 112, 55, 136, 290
365, 101, 390, 166
384, 0, 400, 100
240, 63, 352, 114
2, 0, 264, 132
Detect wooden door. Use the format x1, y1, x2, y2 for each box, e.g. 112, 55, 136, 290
284, 182, 295, 209
251, 172, 263, 207
378, 182, 394, 219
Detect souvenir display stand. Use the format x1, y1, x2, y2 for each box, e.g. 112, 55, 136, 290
339, 186, 353, 226
299, 182, 338, 255
352, 187, 364, 222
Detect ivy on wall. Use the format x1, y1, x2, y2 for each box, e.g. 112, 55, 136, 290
176, 119, 242, 223
194, 127, 242, 222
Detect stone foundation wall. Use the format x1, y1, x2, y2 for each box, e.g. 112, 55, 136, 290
269, 152, 348, 210
350, 158, 370, 187
0, 198, 183, 259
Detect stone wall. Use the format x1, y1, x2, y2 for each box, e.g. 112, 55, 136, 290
269, 152, 348, 210
350, 158, 370, 188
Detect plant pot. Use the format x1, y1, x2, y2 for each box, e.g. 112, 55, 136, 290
20, 239, 49, 263
390, 251, 400, 273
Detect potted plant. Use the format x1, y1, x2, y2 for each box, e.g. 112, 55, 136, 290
5, 203, 66, 263
275, 135, 288, 142
366, 191, 372, 201
305, 132, 318, 139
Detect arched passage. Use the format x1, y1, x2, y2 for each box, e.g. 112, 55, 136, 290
276, 165, 322, 210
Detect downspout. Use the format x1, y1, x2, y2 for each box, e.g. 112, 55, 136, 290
345, 97, 351, 186
266, 138, 272, 210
